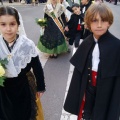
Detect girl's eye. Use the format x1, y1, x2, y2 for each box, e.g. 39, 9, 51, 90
10, 23, 16, 26
0, 23, 6, 26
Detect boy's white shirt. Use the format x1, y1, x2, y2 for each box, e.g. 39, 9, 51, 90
92, 37, 100, 72
82, 6, 86, 13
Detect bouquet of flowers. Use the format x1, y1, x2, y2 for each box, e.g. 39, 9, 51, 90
0, 58, 8, 87
35, 18, 47, 27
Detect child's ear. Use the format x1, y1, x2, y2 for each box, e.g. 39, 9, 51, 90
107, 24, 110, 28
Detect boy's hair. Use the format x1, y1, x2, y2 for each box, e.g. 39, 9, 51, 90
71, 3, 80, 9
84, 3, 113, 30
0, 6, 20, 25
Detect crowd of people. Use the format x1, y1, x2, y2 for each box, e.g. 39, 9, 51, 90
0, 0, 120, 120
106, 0, 119, 5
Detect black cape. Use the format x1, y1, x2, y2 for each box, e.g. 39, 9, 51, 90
64, 31, 120, 120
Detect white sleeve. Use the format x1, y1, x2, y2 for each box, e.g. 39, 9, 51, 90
62, 0, 70, 8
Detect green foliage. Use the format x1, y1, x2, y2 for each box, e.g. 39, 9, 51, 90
50, 11, 56, 19
0, 76, 6, 87
35, 18, 47, 27
0, 58, 8, 87
0, 58, 8, 69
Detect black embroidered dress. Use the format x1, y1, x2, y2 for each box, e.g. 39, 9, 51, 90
0, 36, 45, 120
37, 3, 68, 54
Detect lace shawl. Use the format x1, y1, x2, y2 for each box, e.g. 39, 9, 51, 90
44, 3, 65, 18
0, 35, 38, 78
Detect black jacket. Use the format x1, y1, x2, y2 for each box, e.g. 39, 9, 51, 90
65, 13, 83, 38
64, 31, 120, 120
80, 0, 92, 18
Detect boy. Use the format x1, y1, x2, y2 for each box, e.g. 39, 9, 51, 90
64, 3, 120, 120
64, 3, 84, 48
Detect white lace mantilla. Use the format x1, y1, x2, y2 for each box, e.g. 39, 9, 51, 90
0, 35, 38, 78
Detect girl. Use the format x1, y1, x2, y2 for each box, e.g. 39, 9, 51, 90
37, 0, 68, 58
64, 3, 120, 120
0, 6, 45, 120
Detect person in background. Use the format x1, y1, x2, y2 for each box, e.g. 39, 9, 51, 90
37, 0, 68, 58
64, 3, 84, 48
62, 0, 73, 13
114, 0, 118, 5
0, 6, 45, 120
61, 0, 72, 21
64, 3, 120, 120
109, 0, 118, 5
80, 0, 92, 39
80, 0, 92, 17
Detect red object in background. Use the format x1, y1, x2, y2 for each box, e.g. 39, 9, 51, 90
77, 24, 81, 31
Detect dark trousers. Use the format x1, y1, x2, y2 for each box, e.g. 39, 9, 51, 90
114, 0, 117, 4
69, 31, 82, 48
82, 84, 96, 119
26, 0, 31, 4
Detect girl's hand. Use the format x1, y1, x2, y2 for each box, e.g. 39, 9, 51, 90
36, 92, 44, 98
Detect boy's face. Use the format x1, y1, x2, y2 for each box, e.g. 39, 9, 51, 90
72, 6, 81, 15
90, 13, 110, 39
81, 0, 88, 5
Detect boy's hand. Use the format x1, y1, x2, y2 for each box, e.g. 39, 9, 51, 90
84, 24, 88, 29
65, 26, 69, 31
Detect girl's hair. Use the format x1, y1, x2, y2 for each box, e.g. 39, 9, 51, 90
71, 3, 80, 9
0, 6, 20, 25
47, 0, 60, 4
84, 3, 113, 30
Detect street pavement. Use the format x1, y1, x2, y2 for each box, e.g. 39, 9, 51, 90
0, 1, 119, 120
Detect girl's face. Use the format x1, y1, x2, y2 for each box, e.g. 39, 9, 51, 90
0, 15, 19, 43
72, 7, 81, 15
51, 0, 57, 4
90, 13, 110, 39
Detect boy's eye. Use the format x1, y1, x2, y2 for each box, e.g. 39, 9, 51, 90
101, 19, 106, 22
92, 19, 97, 22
